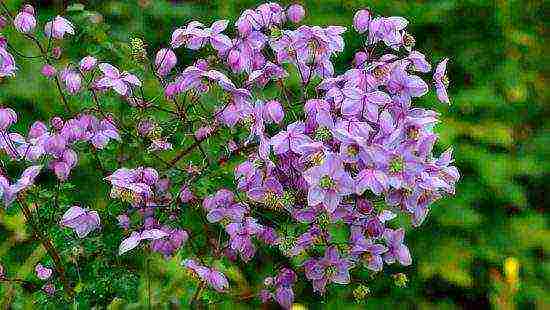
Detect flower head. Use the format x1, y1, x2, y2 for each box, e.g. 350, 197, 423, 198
59, 206, 101, 238
434, 58, 450, 104
14, 5, 36, 33
44, 16, 75, 39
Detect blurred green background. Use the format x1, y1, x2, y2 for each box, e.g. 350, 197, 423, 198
0, 0, 548, 308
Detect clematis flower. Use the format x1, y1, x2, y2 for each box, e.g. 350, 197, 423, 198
35, 264, 52, 280
44, 16, 75, 39
434, 58, 450, 104
303, 153, 354, 213
95, 63, 141, 96
150, 227, 189, 258
182, 259, 229, 292
341, 87, 392, 121
260, 268, 297, 309
226, 217, 263, 261
0, 108, 17, 131
368, 16, 408, 48
59, 206, 101, 238
13, 5, 36, 33
105, 167, 160, 204
0, 38, 17, 77
303, 246, 354, 294
350, 234, 387, 272
382, 228, 412, 266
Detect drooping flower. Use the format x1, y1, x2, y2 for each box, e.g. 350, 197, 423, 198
368, 16, 408, 48
44, 16, 75, 39
387, 61, 428, 107
434, 57, 450, 104
13, 5, 36, 33
303, 246, 354, 294
0, 38, 17, 77
270, 122, 313, 155
35, 264, 53, 280
60, 68, 82, 94
303, 153, 354, 213
0, 108, 17, 131
155, 48, 177, 76
95, 63, 141, 96
59, 206, 101, 238
182, 259, 229, 292
0, 165, 42, 207
150, 227, 189, 258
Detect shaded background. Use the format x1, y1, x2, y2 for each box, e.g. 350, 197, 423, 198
0, 0, 548, 308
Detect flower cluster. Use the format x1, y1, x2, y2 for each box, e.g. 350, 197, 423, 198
0, 1, 459, 306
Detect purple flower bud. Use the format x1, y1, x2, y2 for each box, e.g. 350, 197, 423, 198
227, 140, 238, 152
137, 119, 155, 136
41, 64, 57, 78
14, 5, 36, 33
195, 126, 214, 140
79, 56, 97, 72
35, 263, 53, 280
287, 4, 305, 23
353, 9, 371, 34
50, 116, 64, 130
52, 47, 62, 59
44, 16, 75, 39
0, 108, 17, 131
155, 48, 177, 76
0, 16, 7, 30
264, 100, 284, 124
42, 283, 56, 296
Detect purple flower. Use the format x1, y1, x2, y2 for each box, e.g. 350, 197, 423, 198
95, 63, 141, 96
434, 58, 450, 104
150, 227, 189, 258
226, 217, 263, 261
42, 283, 56, 296
118, 229, 169, 255
44, 16, 75, 39
270, 122, 313, 155
287, 4, 305, 23
368, 16, 408, 48
387, 61, 428, 107
105, 167, 159, 204
59, 206, 101, 238
41, 65, 57, 78
117, 214, 130, 229
263, 100, 284, 124
0, 38, 17, 77
353, 9, 371, 34
14, 5, 36, 33
303, 153, 354, 213
0, 16, 7, 30
79, 56, 97, 72
341, 87, 392, 121
407, 51, 431, 73
382, 228, 412, 266
203, 190, 248, 223
0, 108, 17, 131
303, 246, 354, 294
60, 69, 82, 94
155, 48, 177, 76
0, 165, 42, 207
350, 234, 387, 272
182, 259, 229, 292
170, 21, 206, 49
88, 117, 120, 149
35, 263, 53, 280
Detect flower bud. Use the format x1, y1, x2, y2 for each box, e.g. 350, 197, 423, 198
353, 51, 369, 68
0, 108, 17, 131
52, 46, 62, 59
41, 64, 57, 78
353, 9, 371, 34
286, 4, 305, 23
0, 16, 7, 30
50, 116, 64, 130
179, 186, 195, 203
155, 48, 177, 76
264, 100, 284, 124
42, 283, 56, 296
79, 56, 97, 72
14, 5, 36, 33
35, 263, 53, 280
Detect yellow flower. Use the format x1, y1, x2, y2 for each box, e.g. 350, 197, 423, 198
504, 257, 519, 285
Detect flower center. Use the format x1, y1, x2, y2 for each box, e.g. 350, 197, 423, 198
441, 75, 450, 87
407, 127, 419, 140
403, 33, 415, 47
319, 175, 335, 190
373, 66, 389, 79
346, 144, 359, 156
325, 265, 338, 278
389, 156, 404, 174
314, 126, 332, 141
